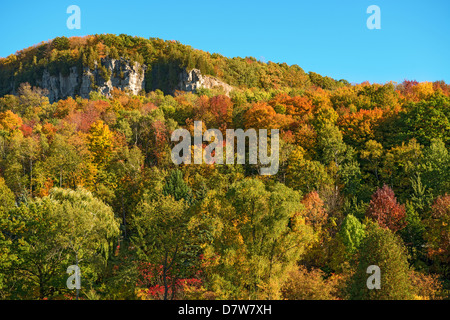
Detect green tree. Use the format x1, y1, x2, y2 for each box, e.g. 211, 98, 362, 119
330, 213, 365, 273
0, 179, 17, 298
348, 222, 414, 300
360, 139, 384, 185
162, 169, 193, 204
49, 187, 121, 293
0, 187, 120, 299
218, 179, 315, 299
0, 177, 15, 211
424, 195, 450, 277
52, 36, 70, 51
401, 94, 450, 146
339, 214, 366, 255
1, 198, 69, 299
131, 194, 197, 300
419, 138, 450, 198
400, 203, 426, 268
46, 134, 82, 188
286, 146, 333, 194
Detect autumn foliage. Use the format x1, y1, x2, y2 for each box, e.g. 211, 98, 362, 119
0, 34, 449, 300
366, 185, 407, 232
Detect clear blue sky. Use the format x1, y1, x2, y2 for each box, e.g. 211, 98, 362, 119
1, 0, 449, 84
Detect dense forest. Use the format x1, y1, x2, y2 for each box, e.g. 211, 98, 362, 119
0, 34, 449, 300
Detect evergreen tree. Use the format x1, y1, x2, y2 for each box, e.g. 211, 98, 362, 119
162, 169, 193, 204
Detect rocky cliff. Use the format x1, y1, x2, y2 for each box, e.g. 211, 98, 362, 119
37, 58, 146, 102
6, 59, 233, 102
177, 68, 234, 96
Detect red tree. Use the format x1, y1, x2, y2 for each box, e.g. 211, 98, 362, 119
366, 185, 407, 232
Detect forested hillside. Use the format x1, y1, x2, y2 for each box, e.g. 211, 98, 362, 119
0, 34, 449, 300
0, 34, 347, 97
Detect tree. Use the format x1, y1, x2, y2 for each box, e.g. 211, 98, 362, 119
244, 101, 293, 130
360, 139, 384, 184
381, 139, 423, 201
348, 221, 414, 300
313, 105, 359, 197
419, 138, 450, 198
0, 177, 15, 211
339, 214, 366, 256
16, 83, 50, 120
220, 179, 315, 299
329, 213, 366, 273
1, 198, 69, 299
46, 134, 82, 188
400, 203, 426, 267
162, 169, 193, 204
338, 108, 384, 148
0, 179, 16, 298
131, 194, 197, 300
49, 187, 121, 283
281, 266, 340, 300
0, 110, 22, 133
366, 185, 407, 232
0, 187, 120, 299
192, 94, 233, 131
87, 120, 114, 167
424, 195, 450, 277
52, 36, 70, 51
401, 95, 450, 146
286, 146, 333, 194
301, 191, 327, 231
110, 145, 145, 239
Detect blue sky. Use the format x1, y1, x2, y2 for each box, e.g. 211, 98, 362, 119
0, 0, 449, 84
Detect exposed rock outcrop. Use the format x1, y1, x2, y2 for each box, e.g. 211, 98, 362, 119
177, 69, 233, 96
40, 67, 79, 103
19, 61, 233, 102
38, 58, 146, 102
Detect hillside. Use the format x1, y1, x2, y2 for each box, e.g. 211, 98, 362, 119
0, 34, 449, 301
0, 34, 348, 101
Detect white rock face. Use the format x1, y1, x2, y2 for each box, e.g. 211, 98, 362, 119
102, 58, 146, 96
38, 58, 146, 102
40, 67, 79, 102
34, 62, 233, 102
177, 69, 233, 96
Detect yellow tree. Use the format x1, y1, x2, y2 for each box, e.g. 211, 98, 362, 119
87, 120, 114, 167
0, 110, 23, 133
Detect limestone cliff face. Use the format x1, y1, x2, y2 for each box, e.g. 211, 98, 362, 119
38, 58, 146, 102
177, 69, 233, 96
39, 67, 79, 102
22, 61, 232, 102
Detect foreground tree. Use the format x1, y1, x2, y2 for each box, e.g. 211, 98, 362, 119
0, 188, 120, 299
217, 179, 315, 299
348, 222, 414, 300
50, 187, 121, 292
281, 265, 341, 300
131, 194, 198, 300
1, 198, 69, 299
